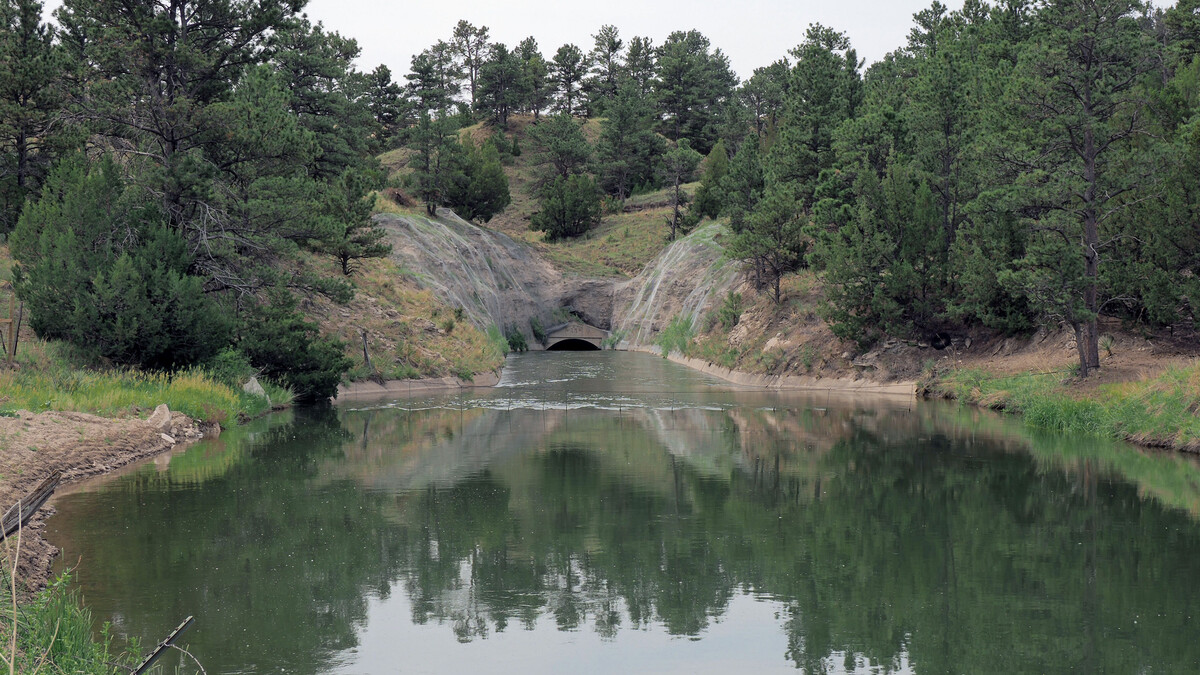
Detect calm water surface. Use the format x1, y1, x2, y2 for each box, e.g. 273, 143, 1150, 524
47, 351, 1200, 673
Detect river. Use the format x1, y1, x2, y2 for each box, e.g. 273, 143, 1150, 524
46, 351, 1200, 673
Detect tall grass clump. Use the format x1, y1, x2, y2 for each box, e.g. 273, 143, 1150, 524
1, 566, 136, 674
656, 314, 696, 357
933, 362, 1200, 451
0, 340, 287, 424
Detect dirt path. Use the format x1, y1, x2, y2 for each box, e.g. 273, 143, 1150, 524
0, 409, 205, 596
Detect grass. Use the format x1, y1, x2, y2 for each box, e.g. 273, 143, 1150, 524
656, 314, 697, 358
0, 569, 136, 674
931, 362, 1200, 451
0, 341, 280, 425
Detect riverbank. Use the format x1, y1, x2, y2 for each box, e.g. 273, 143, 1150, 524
925, 362, 1200, 453
0, 408, 206, 595
632, 346, 917, 396
336, 370, 502, 398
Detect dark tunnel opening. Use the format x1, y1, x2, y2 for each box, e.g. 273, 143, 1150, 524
546, 338, 602, 351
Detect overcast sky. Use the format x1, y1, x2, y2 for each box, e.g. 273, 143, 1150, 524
41, 0, 1176, 81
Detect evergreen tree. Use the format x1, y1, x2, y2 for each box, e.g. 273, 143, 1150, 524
407, 41, 463, 114
692, 140, 729, 219
726, 186, 806, 304
585, 24, 624, 115
451, 20, 491, 108
11, 156, 228, 368
551, 43, 586, 115
366, 64, 406, 143
660, 140, 702, 240
445, 137, 511, 223
530, 174, 601, 240
477, 42, 522, 128
766, 24, 862, 215
516, 37, 552, 119
0, 0, 73, 234
318, 168, 391, 276
596, 81, 665, 200
742, 60, 790, 139
720, 138, 765, 231
998, 0, 1156, 376
527, 113, 593, 187
654, 30, 738, 153
407, 113, 460, 216
624, 36, 658, 97
810, 163, 945, 341
238, 285, 352, 401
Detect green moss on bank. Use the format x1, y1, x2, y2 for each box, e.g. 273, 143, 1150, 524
929, 362, 1200, 452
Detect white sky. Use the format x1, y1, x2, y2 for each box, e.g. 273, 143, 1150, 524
41, 0, 1176, 81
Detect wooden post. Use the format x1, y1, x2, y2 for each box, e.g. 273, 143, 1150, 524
1, 290, 13, 366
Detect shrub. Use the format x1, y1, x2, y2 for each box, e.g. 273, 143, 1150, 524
12, 157, 229, 369
505, 323, 528, 352
239, 287, 352, 402
530, 174, 602, 240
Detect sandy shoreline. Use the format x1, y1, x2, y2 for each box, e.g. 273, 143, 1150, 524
0, 409, 205, 596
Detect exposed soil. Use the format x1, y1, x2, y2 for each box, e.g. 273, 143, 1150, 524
0, 409, 205, 597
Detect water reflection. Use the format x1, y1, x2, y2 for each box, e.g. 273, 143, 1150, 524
47, 352, 1200, 674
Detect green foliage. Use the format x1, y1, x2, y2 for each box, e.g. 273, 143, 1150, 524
934, 363, 1200, 451
596, 81, 665, 200
656, 314, 696, 357
726, 184, 806, 304
654, 30, 739, 153
0, 571, 134, 673
12, 157, 228, 369
530, 316, 547, 345
809, 163, 946, 343
660, 140, 703, 240
692, 140, 729, 219
317, 168, 391, 275
527, 113, 593, 187
531, 174, 602, 241
504, 323, 528, 352
445, 136, 511, 223
238, 287, 352, 402
716, 291, 743, 330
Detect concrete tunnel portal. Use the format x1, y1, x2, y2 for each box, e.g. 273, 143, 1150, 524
543, 322, 608, 351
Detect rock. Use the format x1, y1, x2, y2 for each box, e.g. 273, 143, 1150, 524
243, 377, 267, 398
964, 337, 972, 349
841, 351, 852, 360
160, 433, 176, 444
147, 404, 171, 431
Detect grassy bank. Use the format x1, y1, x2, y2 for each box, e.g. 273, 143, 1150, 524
928, 362, 1200, 452
1, 570, 136, 674
0, 341, 289, 425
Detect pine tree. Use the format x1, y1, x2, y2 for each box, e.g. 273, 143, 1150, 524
998, 0, 1156, 377
530, 174, 601, 240
516, 37, 552, 119
596, 82, 665, 200
551, 43, 586, 115
477, 42, 523, 128
318, 169, 391, 276
527, 113, 592, 188
624, 36, 657, 97
445, 137, 511, 223
451, 20, 491, 108
692, 140, 729, 219
0, 0, 72, 234
654, 30, 738, 153
585, 24, 624, 115
660, 140, 702, 241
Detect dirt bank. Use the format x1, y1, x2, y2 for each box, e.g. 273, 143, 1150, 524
0, 409, 204, 596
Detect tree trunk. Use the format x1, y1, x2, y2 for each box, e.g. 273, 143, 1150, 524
1073, 321, 1090, 378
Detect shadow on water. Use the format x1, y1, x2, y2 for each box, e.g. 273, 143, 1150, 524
46, 352, 1200, 674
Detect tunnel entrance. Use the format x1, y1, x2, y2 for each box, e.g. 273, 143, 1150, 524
546, 338, 602, 351
543, 321, 608, 350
